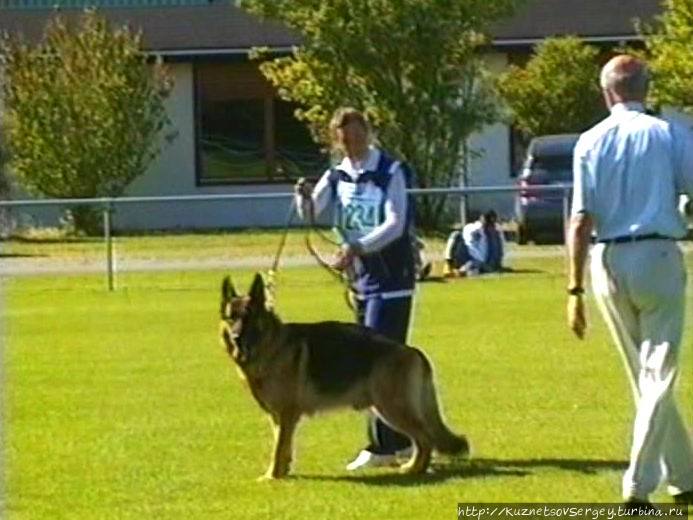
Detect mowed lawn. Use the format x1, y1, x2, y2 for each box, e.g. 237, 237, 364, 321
3, 254, 692, 519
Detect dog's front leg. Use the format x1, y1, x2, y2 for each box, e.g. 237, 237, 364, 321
260, 412, 299, 480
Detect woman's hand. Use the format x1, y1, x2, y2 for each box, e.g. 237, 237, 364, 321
294, 177, 313, 200
331, 244, 359, 271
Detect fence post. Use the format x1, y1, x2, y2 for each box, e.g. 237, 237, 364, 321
103, 202, 115, 291
459, 139, 470, 226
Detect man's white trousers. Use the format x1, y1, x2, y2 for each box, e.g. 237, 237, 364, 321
591, 240, 693, 500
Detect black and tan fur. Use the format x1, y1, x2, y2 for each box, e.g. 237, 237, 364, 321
219, 273, 469, 479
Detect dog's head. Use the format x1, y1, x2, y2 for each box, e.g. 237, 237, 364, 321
219, 272, 275, 365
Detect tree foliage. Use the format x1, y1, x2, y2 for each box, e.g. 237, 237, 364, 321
1, 10, 174, 232
496, 36, 605, 138
0, 133, 11, 236
642, 0, 693, 115
239, 0, 521, 228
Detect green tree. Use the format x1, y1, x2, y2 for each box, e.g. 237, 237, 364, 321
497, 36, 605, 138
1, 10, 174, 233
643, 0, 693, 115
239, 0, 521, 228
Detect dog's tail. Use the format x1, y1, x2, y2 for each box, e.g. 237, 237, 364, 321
416, 351, 470, 456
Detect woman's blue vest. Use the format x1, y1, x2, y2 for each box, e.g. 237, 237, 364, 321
327, 151, 416, 297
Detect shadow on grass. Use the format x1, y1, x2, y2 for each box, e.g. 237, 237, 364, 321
418, 275, 447, 284
475, 458, 628, 475
294, 458, 626, 487
502, 268, 545, 275
8, 236, 99, 244
0, 252, 46, 258
439, 268, 546, 281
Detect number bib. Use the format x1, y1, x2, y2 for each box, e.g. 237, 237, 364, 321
335, 181, 384, 240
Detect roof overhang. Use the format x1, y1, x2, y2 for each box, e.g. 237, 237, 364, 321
152, 46, 295, 57
492, 34, 643, 47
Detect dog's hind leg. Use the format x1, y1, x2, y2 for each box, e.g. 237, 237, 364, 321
370, 400, 432, 475
399, 437, 432, 475
368, 351, 443, 475
260, 411, 299, 480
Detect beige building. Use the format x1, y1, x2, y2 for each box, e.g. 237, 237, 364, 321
0, 0, 661, 230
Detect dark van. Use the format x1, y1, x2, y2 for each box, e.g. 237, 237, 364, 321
515, 134, 579, 244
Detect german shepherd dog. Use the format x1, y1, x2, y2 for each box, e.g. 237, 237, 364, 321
219, 273, 469, 479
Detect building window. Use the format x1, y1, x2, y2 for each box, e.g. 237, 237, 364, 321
195, 62, 326, 185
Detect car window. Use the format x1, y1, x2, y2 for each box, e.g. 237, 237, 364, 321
531, 155, 573, 182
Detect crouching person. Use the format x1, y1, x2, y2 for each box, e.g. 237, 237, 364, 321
444, 210, 505, 277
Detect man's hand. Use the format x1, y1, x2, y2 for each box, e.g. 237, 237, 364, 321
294, 177, 313, 200
567, 212, 593, 340
567, 294, 587, 339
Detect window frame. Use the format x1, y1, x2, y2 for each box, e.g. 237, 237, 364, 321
193, 60, 325, 187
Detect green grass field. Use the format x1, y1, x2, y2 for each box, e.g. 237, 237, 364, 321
2, 229, 450, 262
4, 230, 317, 261
3, 253, 692, 519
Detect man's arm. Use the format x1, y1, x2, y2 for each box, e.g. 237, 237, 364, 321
567, 211, 593, 339
673, 122, 693, 197
567, 135, 595, 339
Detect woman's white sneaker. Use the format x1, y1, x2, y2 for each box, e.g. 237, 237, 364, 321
346, 450, 398, 471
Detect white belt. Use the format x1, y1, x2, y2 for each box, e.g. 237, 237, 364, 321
354, 289, 414, 300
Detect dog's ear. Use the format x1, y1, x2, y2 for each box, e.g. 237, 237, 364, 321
221, 276, 238, 301
221, 276, 239, 318
248, 272, 266, 310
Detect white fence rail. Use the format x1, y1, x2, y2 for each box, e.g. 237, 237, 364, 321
0, 184, 573, 290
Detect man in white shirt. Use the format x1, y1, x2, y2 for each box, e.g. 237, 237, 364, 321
567, 54, 693, 505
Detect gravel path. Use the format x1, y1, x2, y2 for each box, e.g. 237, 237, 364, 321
0, 247, 563, 277
2, 243, 692, 277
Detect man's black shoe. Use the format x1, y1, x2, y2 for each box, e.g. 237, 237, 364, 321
623, 499, 658, 517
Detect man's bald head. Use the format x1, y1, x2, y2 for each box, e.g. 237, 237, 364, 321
600, 55, 649, 103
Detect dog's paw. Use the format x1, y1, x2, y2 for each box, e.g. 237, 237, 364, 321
399, 461, 429, 475
257, 468, 289, 481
